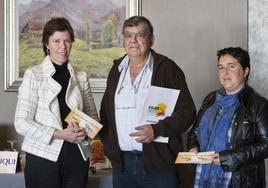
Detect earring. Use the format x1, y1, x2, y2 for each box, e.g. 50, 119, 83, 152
46, 48, 50, 55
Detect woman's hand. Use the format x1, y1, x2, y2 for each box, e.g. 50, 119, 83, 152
212, 153, 221, 165
63, 127, 86, 143
53, 122, 87, 144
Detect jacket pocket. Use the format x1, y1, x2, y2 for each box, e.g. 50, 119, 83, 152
240, 164, 258, 187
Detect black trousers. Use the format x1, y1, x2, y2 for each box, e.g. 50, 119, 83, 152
24, 142, 89, 188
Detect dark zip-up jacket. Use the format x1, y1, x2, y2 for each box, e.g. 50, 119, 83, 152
100, 49, 196, 173
188, 85, 268, 188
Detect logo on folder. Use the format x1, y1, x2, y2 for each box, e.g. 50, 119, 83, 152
147, 103, 167, 117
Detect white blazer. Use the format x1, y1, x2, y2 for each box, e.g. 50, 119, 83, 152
14, 56, 99, 162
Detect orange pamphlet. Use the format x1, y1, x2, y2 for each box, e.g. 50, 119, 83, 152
175, 152, 215, 164
65, 109, 102, 139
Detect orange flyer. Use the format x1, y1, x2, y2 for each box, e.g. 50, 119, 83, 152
175, 152, 215, 164
65, 109, 102, 139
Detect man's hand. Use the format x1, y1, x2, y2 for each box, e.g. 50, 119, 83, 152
129, 124, 154, 143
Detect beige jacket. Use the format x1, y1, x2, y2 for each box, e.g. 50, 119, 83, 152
14, 56, 98, 162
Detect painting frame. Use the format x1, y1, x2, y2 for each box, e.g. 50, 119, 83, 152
4, 0, 142, 92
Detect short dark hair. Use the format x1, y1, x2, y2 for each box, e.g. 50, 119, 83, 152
42, 17, 74, 55
122, 16, 154, 37
217, 47, 250, 81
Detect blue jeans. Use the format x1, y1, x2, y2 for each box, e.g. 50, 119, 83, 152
112, 151, 179, 188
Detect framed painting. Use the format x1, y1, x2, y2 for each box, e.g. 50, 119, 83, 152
4, 0, 141, 92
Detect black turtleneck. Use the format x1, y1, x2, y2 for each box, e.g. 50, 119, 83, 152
52, 62, 71, 128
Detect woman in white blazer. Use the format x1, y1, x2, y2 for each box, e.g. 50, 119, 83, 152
14, 17, 98, 188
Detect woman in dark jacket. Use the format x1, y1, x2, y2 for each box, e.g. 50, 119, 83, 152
187, 47, 268, 188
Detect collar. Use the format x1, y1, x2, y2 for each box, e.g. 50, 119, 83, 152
42, 55, 75, 77
118, 51, 153, 73
218, 84, 245, 96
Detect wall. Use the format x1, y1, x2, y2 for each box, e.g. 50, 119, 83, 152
249, 0, 268, 98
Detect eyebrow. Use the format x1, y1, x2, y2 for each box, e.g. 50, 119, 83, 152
124, 30, 146, 33
218, 62, 238, 66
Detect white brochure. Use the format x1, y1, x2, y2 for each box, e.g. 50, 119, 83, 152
139, 86, 180, 143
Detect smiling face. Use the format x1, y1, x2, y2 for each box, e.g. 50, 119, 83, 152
47, 31, 72, 65
123, 23, 154, 60
217, 54, 249, 94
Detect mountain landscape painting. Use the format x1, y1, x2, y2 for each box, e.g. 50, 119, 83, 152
18, 0, 126, 79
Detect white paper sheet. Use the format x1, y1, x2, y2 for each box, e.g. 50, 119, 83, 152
139, 86, 180, 143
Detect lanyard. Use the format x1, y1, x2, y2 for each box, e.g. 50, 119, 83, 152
117, 61, 147, 94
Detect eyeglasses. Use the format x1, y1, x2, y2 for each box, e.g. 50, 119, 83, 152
123, 31, 148, 39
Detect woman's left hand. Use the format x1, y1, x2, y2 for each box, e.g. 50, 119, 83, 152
67, 122, 87, 143
212, 153, 221, 165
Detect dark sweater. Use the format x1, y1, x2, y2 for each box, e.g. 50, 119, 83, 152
52, 62, 71, 128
